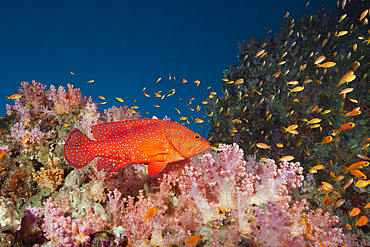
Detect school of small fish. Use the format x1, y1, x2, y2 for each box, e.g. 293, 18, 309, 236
204, 1, 370, 233
44, 0, 370, 238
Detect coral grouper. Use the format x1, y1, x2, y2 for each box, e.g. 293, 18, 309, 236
64, 119, 211, 176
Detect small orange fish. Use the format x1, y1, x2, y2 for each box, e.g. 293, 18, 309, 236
345, 74, 356, 82
98, 96, 105, 100
321, 110, 331, 115
316, 136, 332, 148
314, 55, 326, 64
115, 97, 124, 103
357, 153, 370, 161
356, 216, 369, 227
273, 71, 281, 78
355, 180, 369, 188
339, 88, 353, 95
276, 143, 283, 148
5, 94, 22, 100
64, 119, 211, 176
142, 206, 159, 223
321, 182, 336, 192
343, 109, 361, 117
309, 164, 324, 173
283, 125, 298, 133
306, 118, 321, 125
156, 77, 161, 83
288, 86, 304, 96
194, 118, 204, 124
343, 178, 353, 191
349, 170, 367, 179
338, 14, 347, 22
21, 134, 31, 146
311, 105, 319, 112
336, 30, 348, 37
353, 43, 358, 51
185, 235, 203, 245
287, 129, 298, 135
256, 143, 271, 150
86, 80, 94, 83
70, 71, 75, 75
0, 150, 6, 160
316, 62, 336, 68
334, 198, 345, 209
322, 197, 334, 205
344, 224, 352, 230
333, 175, 344, 182
279, 155, 294, 162
255, 49, 265, 58
342, 161, 370, 173
336, 70, 354, 88
349, 208, 361, 217
359, 9, 369, 22
286, 80, 299, 86
332, 122, 355, 135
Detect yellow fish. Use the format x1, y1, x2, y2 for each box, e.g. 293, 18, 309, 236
115, 97, 124, 103
279, 155, 294, 162
288, 86, 304, 96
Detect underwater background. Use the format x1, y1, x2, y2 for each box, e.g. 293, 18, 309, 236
1, 0, 370, 246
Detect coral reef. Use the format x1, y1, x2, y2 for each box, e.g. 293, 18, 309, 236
0, 1, 369, 246
206, 0, 370, 243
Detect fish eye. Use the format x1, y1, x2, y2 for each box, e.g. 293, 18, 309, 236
195, 134, 200, 139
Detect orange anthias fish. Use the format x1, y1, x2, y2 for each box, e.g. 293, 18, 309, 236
142, 206, 159, 223
316, 136, 333, 148
64, 119, 211, 176
332, 122, 355, 135
5, 94, 22, 100
185, 235, 203, 245
356, 216, 369, 227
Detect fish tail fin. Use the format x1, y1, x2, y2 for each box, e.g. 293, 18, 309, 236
64, 129, 95, 169
341, 165, 349, 174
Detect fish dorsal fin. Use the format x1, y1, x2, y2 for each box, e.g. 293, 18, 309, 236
91, 119, 162, 141
148, 161, 168, 176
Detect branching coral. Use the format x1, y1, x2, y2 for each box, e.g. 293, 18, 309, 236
32, 158, 64, 192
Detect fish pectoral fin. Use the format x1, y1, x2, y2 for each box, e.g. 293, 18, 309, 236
148, 161, 168, 176
140, 139, 168, 157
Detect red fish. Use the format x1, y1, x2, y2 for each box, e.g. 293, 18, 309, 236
64, 119, 211, 176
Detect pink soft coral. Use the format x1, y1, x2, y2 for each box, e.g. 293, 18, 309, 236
40, 197, 105, 246
47, 84, 86, 115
